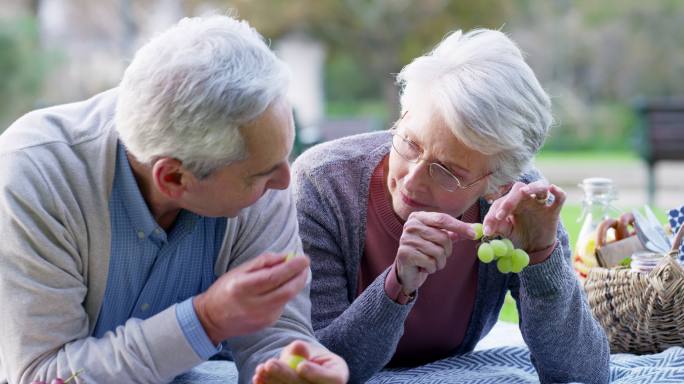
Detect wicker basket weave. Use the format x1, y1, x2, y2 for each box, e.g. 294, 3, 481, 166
584, 225, 684, 354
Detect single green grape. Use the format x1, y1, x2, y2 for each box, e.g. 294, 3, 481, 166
502, 238, 514, 253
511, 249, 530, 273
286, 354, 306, 370
490, 239, 508, 257
497, 257, 513, 273
477, 242, 495, 263
471, 223, 484, 241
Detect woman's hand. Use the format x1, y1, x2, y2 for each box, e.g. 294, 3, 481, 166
483, 181, 566, 263
395, 212, 476, 295
252, 340, 349, 384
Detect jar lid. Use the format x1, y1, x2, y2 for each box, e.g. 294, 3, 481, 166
578, 177, 616, 198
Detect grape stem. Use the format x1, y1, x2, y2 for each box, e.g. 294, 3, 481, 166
480, 235, 503, 243
63, 369, 84, 384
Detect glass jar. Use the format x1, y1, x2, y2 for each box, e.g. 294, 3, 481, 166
573, 177, 619, 279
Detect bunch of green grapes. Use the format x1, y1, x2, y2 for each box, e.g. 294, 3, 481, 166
471, 223, 529, 273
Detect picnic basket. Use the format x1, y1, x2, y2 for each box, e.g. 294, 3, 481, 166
584, 224, 684, 354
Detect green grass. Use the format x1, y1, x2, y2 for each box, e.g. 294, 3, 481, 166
535, 150, 640, 164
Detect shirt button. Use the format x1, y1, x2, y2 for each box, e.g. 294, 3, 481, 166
141, 303, 150, 311
137, 231, 145, 239
154, 228, 162, 235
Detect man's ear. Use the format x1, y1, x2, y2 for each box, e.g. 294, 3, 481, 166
152, 157, 192, 199
483, 182, 513, 204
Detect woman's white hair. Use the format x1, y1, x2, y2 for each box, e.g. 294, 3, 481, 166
115, 15, 290, 178
397, 29, 552, 194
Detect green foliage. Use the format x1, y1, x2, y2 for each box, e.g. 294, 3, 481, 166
543, 102, 639, 151
0, 16, 48, 130
326, 99, 388, 123
325, 51, 381, 101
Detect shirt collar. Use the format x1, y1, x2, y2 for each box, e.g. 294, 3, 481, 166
114, 141, 166, 241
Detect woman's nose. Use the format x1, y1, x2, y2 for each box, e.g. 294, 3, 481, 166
402, 160, 431, 191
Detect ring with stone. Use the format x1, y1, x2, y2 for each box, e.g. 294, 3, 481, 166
533, 193, 554, 205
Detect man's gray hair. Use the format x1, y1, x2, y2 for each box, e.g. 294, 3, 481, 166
115, 15, 291, 178
397, 29, 552, 194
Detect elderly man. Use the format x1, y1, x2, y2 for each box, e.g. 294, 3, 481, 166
0, 15, 348, 384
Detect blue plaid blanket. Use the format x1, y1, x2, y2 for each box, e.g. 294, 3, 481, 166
172, 346, 684, 383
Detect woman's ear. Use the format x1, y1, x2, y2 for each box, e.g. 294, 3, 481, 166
152, 157, 191, 199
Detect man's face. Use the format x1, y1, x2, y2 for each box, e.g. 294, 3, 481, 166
180, 97, 295, 218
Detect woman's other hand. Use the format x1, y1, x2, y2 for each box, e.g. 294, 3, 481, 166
483, 181, 566, 264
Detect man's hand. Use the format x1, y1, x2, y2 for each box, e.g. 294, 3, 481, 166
252, 340, 349, 384
194, 253, 310, 345
395, 211, 476, 295
483, 181, 566, 264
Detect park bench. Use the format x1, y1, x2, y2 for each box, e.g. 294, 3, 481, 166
635, 99, 684, 204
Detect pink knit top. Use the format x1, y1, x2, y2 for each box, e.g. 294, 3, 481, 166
357, 157, 481, 366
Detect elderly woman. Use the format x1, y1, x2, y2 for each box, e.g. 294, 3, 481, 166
293, 29, 609, 384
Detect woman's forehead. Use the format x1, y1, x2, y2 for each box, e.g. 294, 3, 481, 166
400, 113, 489, 172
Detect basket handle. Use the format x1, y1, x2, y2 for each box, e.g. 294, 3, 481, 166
669, 224, 684, 254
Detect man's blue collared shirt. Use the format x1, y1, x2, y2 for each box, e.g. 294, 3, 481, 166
92, 142, 227, 359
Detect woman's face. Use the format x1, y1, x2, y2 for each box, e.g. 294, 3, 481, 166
386, 110, 493, 221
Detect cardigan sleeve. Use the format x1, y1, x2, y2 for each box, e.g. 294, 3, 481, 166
293, 165, 413, 384
0, 151, 203, 384
509, 221, 610, 384
221, 187, 320, 384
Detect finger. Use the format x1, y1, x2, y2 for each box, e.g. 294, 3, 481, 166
281, 340, 312, 361
298, 361, 345, 384
491, 182, 529, 221
258, 267, 309, 306
243, 255, 310, 295
408, 211, 475, 240
400, 246, 439, 274
484, 211, 516, 239
253, 364, 267, 384
520, 180, 551, 201
401, 233, 450, 270
403, 222, 453, 249
244, 252, 290, 273
255, 361, 285, 384
548, 184, 566, 212
264, 359, 301, 383
483, 197, 507, 236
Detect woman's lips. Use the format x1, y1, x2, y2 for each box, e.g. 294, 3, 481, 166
400, 191, 428, 208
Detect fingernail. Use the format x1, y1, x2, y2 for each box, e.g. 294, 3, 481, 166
483, 225, 492, 236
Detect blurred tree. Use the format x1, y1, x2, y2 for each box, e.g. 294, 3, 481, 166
509, 0, 684, 151
181, 0, 684, 151
192, 0, 509, 120
0, 16, 48, 130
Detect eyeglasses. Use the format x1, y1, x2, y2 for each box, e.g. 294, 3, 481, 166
389, 126, 492, 192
